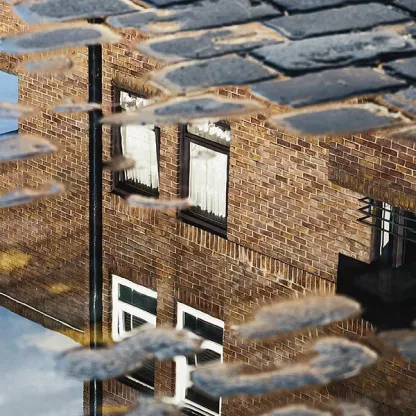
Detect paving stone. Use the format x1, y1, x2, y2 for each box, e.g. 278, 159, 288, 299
0, 182, 65, 209
404, 23, 416, 38
0, 134, 57, 162
381, 86, 416, 115
251, 67, 407, 108
0, 23, 121, 54
107, 0, 281, 34
394, 0, 416, 14
261, 405, 328, 416
17, 56, 74, 73
386, 125, 416, 141
13, 0, 142, 24
250, 30, 416, 75
384, 57, 416, 81
0, 102, 34, 118
263, 4, 410, 40
138, 0, 201, 6
52, 101, 102, 113
150, 55, 277, 94
268, 104, 411, 136
100, 95, 265, 126
136, 24, 284, 63
268, 0, 365, 12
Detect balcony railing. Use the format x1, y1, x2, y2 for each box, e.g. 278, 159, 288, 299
357, 197, 416, 244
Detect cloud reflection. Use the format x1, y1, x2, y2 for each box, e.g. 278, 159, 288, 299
0, 306, 83, 416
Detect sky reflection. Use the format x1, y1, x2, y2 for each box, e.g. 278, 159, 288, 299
0, 71, 18, 135
0, 306, 83, 416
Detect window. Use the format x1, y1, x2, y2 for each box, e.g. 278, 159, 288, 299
112, 275, 157, 395
0, 70, 18, 136
358, 198, 416, 268
175, 303, 224, 416
112, 87, 160, 197
180, 121, 230, 237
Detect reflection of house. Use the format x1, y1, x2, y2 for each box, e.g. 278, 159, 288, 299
0, 4, 415, 416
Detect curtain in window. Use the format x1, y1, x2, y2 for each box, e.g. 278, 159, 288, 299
119, 91, 159, 190
121, 125, 159, 190
189, 142, 227, 219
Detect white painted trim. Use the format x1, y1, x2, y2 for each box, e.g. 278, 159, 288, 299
111, 274, 158, 391
112, 274, 157, 299
111, 274, 157, 342
0, 292, 84, 333
175, 302, 223, 416
176, 303, 224, 330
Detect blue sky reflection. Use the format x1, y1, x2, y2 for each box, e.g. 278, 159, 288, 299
0, 306, 83, 416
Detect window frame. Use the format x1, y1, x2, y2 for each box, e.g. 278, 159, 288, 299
175, 303, 224, 416
111, 85, 161, 198
363, 199, 416, 268
179, 123, 230, 238
111, 274, 157, 393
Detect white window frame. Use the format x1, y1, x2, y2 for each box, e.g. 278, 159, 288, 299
112, 274, 157, 390
175, 303, 224, 416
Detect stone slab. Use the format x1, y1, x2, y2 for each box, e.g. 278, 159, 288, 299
107, 0, 281, 34
251, 67, 407, 108
384, 57, 416, 81
381, 86, 416, 115
394, 0, 416, 14
101, 95, 265, 125
136, 24, 284, 63
13, 0, 142, 24
250, 30, 416, 75
150, 55, 277, 94
0, 23, 121, 54
264, 3, 410, 40
268, 104, 411, 136
268, 0, 365, 12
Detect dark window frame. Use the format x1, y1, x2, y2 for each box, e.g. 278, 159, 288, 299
179, 123, 230, 238
111, 85, 161, 198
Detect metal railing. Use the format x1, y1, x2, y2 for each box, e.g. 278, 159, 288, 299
357, 197, 416, 244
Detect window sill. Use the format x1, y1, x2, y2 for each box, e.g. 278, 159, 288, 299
179, 211, 227, 239
112, 182, 159, 199
117, 376, 155, 396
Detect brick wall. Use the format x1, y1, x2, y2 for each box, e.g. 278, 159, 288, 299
0, 1, 415, 414
329, 133, 416, 212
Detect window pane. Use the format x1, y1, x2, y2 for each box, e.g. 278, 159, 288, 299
120, 125, 159, 191
404, 211, 416, 265
189, 143, 227, 220
132, 315, 147, 328
187, 121, 230, 147
129, 359, 156, 386
187, 355, 196, 366
184, 313, 223, 344
380, 203, 392, 256
119, 285, 132, 304
120, 91, 152, 112
123, 312, 132, 332
132, 290, 157, 315
186, 387, 220, 413
182, 408, 209, 416
118, 91, 159, 192
184, 313, 197, 333
196, 350, 221, 365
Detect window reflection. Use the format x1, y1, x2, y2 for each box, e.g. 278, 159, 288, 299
113, 89, 160, 196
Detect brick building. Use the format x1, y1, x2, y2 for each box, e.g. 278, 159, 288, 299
0, 1, 415, 415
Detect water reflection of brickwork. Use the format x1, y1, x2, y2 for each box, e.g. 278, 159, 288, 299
0, 2, 415, 415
